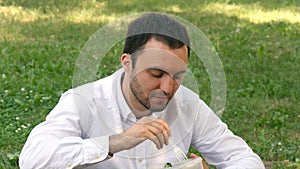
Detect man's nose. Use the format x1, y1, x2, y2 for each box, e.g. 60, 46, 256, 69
160, 74, 177, 95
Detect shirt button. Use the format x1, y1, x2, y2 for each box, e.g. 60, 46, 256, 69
138, 158, 143, 162
67, 163, 72, 168
95, 154, 100, 159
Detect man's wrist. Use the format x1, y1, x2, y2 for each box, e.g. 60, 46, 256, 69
109, 134, 129, 154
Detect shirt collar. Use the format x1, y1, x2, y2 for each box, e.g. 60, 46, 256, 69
113, 69, 137, 122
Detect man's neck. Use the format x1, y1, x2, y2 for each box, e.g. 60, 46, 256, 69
120, 72, 151, 119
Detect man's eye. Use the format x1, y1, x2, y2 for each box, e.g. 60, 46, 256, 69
149, 69, 165, 78
174, 73, 185, 80
152, 72, 163, 78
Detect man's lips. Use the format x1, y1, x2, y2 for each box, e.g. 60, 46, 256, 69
149, 90, 171, 103
151, 96, 169, 102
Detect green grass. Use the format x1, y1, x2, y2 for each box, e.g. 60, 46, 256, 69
0, 0, 299, 168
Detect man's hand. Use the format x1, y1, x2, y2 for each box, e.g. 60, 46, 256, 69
123, 117, 171, 149
109, 117, 171, 154
190, 153, 209, 169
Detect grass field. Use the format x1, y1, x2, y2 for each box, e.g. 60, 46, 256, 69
0, 0, 299, 168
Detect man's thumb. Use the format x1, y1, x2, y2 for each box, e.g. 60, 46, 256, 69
189, 153, 198, 159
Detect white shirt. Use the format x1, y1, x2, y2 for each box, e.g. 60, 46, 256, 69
19, 69, 265, 169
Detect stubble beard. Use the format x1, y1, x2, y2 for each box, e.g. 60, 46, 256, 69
129, 73, 170, 113
130, 75, 151, 111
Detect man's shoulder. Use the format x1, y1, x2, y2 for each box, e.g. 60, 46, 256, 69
61, 70, 121, 101
176, 85, 200, 102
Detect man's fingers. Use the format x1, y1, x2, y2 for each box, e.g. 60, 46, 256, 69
189, 153, 209, 169
150, 119, 171, 146
155, 119, 171, 146
162, 130, 169, 145
146, 132, 161, 149
189, 153, 198, 159
140, 117, 171, 137
146, 123, 166, 149
155, 119, 172, 137
131, 117, 171, 149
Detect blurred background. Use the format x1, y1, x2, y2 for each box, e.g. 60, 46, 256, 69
0, 0, 299, 168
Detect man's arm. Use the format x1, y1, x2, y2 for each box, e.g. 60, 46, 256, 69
20, 93, 172, 168
191, 100, 265, 169
19, 93, 111, 169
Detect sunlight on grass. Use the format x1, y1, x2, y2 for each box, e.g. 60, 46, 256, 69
0, 6, 48, 40
0, 6, 50, 23
163, 5, 183, 13
65, 9, 116, 24
0, 2, 117, 40
0, 4, 116, 24
64, 1, 116, 24
203, 3, 300, 24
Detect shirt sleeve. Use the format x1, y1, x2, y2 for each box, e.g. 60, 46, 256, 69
19, 91, 112, 169
191, 100, 265, 169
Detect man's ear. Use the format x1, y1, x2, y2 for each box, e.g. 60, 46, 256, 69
121, 53, 132, 71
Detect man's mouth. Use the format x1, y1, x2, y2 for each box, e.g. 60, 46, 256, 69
151, 95, 169, 102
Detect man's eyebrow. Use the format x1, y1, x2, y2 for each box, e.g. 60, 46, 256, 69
148, 67, 186, 75
148, 67, 167, 73
174, 70, 186, 75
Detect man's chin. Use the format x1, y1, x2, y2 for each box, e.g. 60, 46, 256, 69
149, 104, 168, 112
147, 97, 171, 112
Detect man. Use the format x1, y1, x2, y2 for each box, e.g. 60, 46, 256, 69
19, 13, 265, 169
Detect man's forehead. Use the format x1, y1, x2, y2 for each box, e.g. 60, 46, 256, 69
139, 49, 185, 61
140, 38, 188, 61
135, 48, 187, 72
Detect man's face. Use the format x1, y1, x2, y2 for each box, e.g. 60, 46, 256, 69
128, 38, 188, 112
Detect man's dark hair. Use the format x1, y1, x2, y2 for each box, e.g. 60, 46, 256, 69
123, 13, 190, 68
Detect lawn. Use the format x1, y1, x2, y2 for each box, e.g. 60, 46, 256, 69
0, 0, 299, 168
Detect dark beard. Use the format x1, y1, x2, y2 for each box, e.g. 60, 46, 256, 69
130, 76, 151, 110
